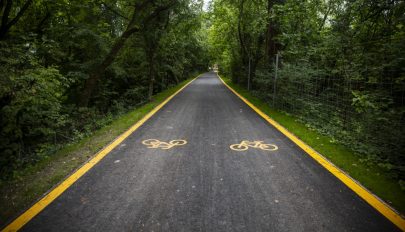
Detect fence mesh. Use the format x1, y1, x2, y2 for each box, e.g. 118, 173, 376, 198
252, 58, 405, 176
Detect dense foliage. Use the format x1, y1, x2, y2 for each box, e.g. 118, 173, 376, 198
208, 0, 405, 187
0, 0, 208, 179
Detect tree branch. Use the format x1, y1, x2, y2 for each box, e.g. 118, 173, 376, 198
0, 0, 33, 39
1, 0, 11, 28
141, 0, 177, 28
100, 1, 129, 20
0, 0, 5, 14
319, 6, 331, 31
6, 0, 32, 28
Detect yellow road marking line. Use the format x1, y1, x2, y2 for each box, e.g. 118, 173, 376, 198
218, 75, 405, 231
2, 76, 200, 232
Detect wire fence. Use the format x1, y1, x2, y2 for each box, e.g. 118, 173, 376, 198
252, 57, 405, 174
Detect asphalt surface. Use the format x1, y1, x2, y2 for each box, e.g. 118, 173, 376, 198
20, 72, 399, 231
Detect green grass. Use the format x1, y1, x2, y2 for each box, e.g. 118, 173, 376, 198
0, 77, 194, 226
222, 77, 405, 215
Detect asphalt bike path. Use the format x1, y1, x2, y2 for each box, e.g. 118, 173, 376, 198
17, 72, 399, 231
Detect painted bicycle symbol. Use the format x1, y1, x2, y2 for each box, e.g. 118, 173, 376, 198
230, 140, 278, 152
142, 139, 187, 150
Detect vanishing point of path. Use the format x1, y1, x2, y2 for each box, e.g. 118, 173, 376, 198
17, 72, 399, 231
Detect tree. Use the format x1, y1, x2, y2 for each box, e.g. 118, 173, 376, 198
78, 0, 178, 107
0, 0, 33, 40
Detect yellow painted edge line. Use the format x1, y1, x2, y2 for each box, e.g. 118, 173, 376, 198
217, 75, 405, 231
2, 75, 200, 232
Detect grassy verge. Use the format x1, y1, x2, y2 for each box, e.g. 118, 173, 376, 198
0, 77, 194, 226
222, 77, 405, 215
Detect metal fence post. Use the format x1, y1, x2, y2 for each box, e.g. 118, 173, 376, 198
273, 53, 279, 107
248, 57, 251, 91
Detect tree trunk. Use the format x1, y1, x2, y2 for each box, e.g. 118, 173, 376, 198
173, 72, 179, 84
0, 0, 33, 40
237, 0, 248, 60
147, 52, 155, 101
0, 0, 13, 39
265, 0, 283, 64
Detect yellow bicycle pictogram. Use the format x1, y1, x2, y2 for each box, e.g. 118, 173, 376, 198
142, 139, 187, 150
230, 140, 278, 152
